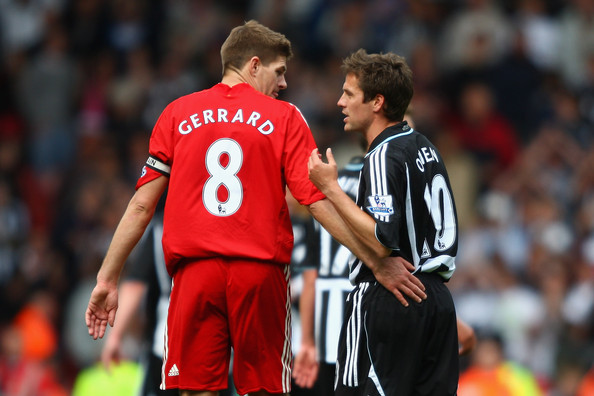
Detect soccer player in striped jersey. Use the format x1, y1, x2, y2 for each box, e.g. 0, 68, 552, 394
308, 49, 460, 395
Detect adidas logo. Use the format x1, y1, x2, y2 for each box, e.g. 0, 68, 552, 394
168, 364, 179, 377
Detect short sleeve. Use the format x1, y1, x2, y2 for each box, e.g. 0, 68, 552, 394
283, 105, 325, 206
135, 102, 176, 189
362, 145, 406, 250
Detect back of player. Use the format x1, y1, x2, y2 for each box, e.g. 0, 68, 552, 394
142, 83, 323, 274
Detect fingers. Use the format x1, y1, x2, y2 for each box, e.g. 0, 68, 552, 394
85, 308, 92, 332
293, 363, 319, 388
388, 275, 427, 306
86, 309, 100, 339
326, 147, 336, 166
404, 282, 426, 303
409, 275, 427, 296
308, 148, 321, 172
98, 321, 108, 339
400, 258, 416, 272
393, 289, 409, 307
108, 310, 116, 327
310, 148, 319, 162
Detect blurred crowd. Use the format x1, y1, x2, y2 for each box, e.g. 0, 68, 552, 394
0, 0, 593, 394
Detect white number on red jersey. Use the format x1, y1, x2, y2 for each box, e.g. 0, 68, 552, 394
203, 138, 243, 216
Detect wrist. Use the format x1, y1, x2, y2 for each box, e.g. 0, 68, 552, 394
96, 270, 119, 287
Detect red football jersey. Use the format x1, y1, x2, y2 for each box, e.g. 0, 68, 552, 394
136, 83, 324, 274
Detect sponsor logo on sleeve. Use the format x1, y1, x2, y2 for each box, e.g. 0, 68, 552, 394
367, 194, 394, 216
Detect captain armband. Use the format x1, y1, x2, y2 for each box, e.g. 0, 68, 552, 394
146, 156, 171, 176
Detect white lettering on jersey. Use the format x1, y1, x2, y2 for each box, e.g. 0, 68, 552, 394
203, 109, 215, 124
218, 108, 228, 122
177, 108, 275, 135
415, 146, 439, 172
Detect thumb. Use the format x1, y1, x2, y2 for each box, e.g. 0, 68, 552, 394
326, 147, 336, 165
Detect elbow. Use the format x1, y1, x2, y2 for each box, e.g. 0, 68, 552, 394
128, 196, 156, 225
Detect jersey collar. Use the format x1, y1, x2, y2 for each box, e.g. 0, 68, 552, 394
365, 121, 414, 158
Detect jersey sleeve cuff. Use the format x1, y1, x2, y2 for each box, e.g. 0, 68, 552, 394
136, 165, 168, 190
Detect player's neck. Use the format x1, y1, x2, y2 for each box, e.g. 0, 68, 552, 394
221, 66, 257, 89
364, 118, 398, 148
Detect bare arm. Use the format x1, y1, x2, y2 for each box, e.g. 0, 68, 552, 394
457, 318, 476, 356
85, 176, 168, 339
308, 197, 425, 306
101, 280, 147, 371
293, 269, 319, 388
308, 150, 426, 306
309, 148, 389, 258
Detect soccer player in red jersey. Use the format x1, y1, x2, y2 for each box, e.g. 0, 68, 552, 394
85, 21, 425, 396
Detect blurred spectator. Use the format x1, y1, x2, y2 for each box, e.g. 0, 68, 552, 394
0, 289, 69, 396
513, 0, 560, 71
0, 177, 29, 286
438, 0, 513, 71
577, 365, 594, 396
489, 26, 544, 144
557, 0, 594, 90
443, 80, 520, 191
458, 331, 544, 395
0, 0, 62, 61
15, 22, 79, 174
71, 360, 141, 396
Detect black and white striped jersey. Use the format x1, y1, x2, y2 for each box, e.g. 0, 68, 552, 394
350, 121, 458, 284
309, 156, 363, 364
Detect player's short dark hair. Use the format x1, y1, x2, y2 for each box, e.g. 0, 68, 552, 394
341, 49, 414, 122
220, 20, 293, 75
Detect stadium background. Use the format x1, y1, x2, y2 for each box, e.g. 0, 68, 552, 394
0, 0, 593, 394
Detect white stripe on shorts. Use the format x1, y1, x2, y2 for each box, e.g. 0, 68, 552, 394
160, 277, 174, 390
281, 265, 292, 393
343, 282, 368, 387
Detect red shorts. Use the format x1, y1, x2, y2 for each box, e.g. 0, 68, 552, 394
160, 258, 292, 394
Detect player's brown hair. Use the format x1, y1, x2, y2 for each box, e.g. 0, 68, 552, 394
221, 20, 293, 75
341, 49, 414, 122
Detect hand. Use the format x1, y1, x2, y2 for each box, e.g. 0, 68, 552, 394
292, 342, 319, 389
373, 256, 426, 307
85, 281, 118, 340
101, 331, 122, 372
457, 318, 477, 356
308, 148, 339, 195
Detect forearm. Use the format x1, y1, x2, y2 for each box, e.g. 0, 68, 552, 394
308, 198, 384, 270
321, 184, 390, 259
299, 269, 317, 348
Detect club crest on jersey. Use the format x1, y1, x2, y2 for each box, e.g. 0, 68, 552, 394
367, 194, 394, 216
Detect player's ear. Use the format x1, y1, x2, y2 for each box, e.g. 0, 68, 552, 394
372, 94, 385, 113
249, 56, 261, 77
